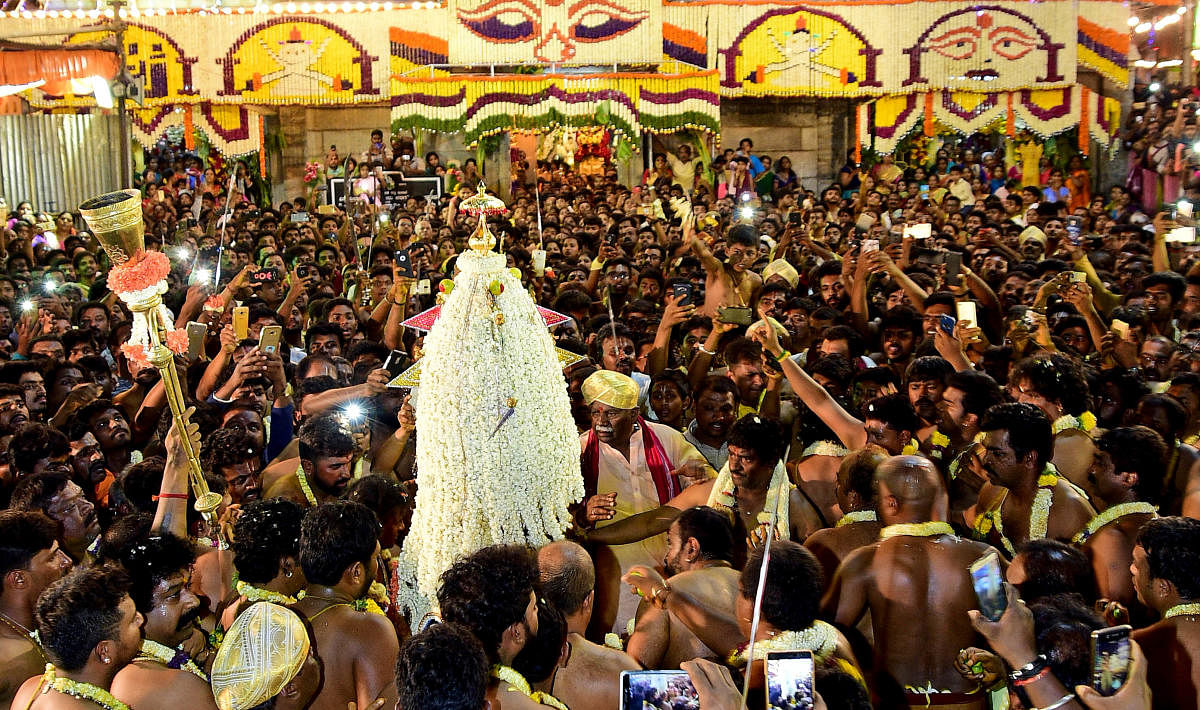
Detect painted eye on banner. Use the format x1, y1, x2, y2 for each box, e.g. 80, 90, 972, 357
459, 0, 539, 42
928, 27, 979, 60
569, 2, 647, 42
989, 27, 1035, 60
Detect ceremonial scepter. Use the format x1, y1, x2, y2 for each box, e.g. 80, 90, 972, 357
81, 190, 224, 541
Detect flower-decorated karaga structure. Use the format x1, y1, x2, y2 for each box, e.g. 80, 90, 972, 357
390, 186, 583, 619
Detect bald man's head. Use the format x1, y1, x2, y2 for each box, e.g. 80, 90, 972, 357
876, 454, 940, 517
538, 540, 595, 617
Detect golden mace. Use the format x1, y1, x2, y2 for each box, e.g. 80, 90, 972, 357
80, 190, 223, 538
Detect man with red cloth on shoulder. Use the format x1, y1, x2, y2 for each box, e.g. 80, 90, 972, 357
578, 370, 714, 637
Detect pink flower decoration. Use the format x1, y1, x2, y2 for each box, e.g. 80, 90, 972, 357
121, 343, 151, 370
109, 251, 171, 295
165, 328, 190, 355
203, 295, 225, 312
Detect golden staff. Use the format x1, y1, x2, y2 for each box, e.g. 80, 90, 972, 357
80, 190, 223, 539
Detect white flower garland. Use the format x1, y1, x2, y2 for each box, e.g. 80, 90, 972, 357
728, 622, 839, 665
835, 511, 877, 528
1072, 502, 1157, 544
407, 250, 583, 600
706, 460, 791, 540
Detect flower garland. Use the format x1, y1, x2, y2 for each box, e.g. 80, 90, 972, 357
295, 463, 318, 507
407, 248, 582, 599
706, 459, 791, 541
1071, 502, 1157, 544
900, 439, 922, 456
836, 510, 877, 528
974, 465, 1059, 556
728, 622, 839, 666
108, 251, 189, 368
1052, 411, 1098, 435
137, 638, 208, 681
880, 522, 955, 540
1164, 603, 1200, 619
236, 579, 304, 605
490, 664, 569, 710
40, 665, 130, 710
801, 440, 849, 458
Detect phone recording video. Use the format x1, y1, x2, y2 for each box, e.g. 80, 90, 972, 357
970, 551, 1006, 622
619, 671, 697, 710
1090, 625, 1131, 697
766, 650, 815, 710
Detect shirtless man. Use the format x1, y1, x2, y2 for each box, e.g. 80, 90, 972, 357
536, 541, 640, 710
263, 413, 358, 508
689, 220, 762, 319
292, 502, 398, 710
438, 545, 544, 710
804, 446, 887, 582
823, 455, 1002, 709
110, 533, 217, 710
1078, 427, 1164, 612
967, 403, 1094, 557
0, 512, 72, 710
1131, 516, 1200, 710
12, 566, 144, 710
584, 415, 824, 553
625, 508, 740, 669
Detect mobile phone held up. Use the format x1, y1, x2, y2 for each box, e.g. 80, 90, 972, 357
620, 671, 697, 710
766, 650, 815, 710
1090, 625, 1131, 697
1066, 216, 1084, 247
671, 282, 694, 308
970, 551, 1006, 622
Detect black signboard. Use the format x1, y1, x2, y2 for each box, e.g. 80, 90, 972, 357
326, 173, 442, 210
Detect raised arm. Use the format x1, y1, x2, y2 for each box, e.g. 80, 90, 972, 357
751, 325, 867, 450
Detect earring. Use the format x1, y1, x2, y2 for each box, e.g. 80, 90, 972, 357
102, 657, 111, 664
285, 570, 293, 578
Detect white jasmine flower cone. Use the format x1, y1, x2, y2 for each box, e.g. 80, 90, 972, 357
405, 249, 582, 602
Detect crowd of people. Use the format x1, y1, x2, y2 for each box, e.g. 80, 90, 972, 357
1, 102, 1200, 710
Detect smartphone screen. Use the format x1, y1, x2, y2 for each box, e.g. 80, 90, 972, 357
1066, 216, 1084, 246
766, 650, 815, 710
970, 551, 1007, 622
1091, 625, 1132, 697
861, 239, 880, 254
619, 671, 698, 710
258, 325, 282, 355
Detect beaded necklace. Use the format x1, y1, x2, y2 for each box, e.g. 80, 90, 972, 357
135, 639, 208, 681
38, 665, 130, 710
836, 511, 877, 528
0, 612, 46, 662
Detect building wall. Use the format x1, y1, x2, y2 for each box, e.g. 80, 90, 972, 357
720, 98, 856, 193
272, 98, 856, 200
